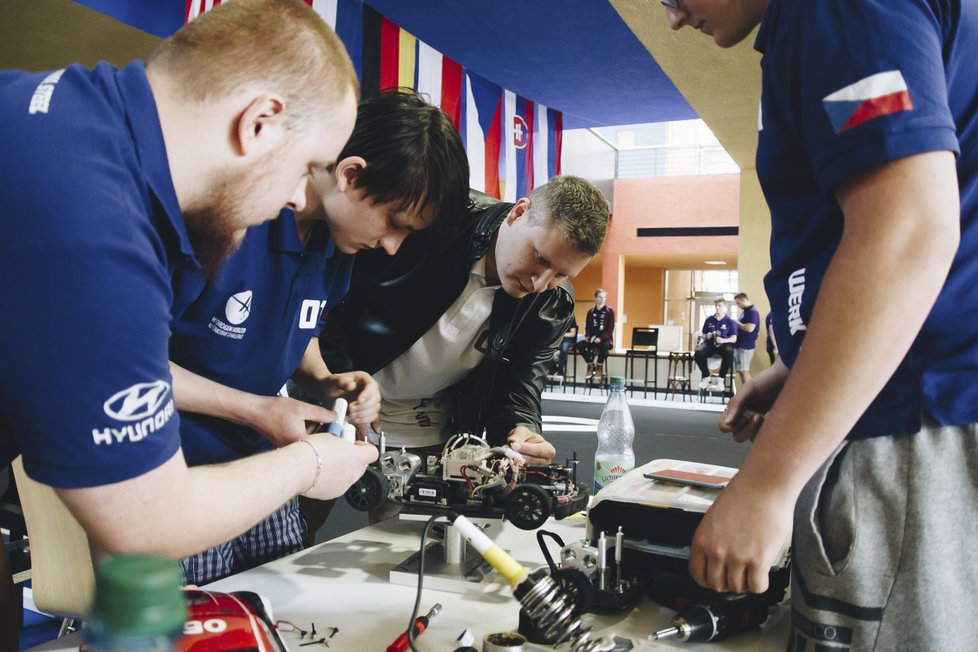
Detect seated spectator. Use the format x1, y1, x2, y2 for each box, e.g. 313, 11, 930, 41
577, 288, 615, 379
694, 298, 737, 386
554, 319, 578, 377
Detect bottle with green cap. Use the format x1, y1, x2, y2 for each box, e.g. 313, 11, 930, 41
593, 376, 635, 493
86, 554, 186, 651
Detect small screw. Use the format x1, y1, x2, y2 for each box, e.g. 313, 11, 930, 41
300, 637, 327, 647
311, 623, 317, 638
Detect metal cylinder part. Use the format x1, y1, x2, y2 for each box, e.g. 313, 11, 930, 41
482, 632, 527, 652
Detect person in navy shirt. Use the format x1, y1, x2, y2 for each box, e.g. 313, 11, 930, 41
693, 298, 737, 383
0, 0, 378, 601
732, 292, 760, 384
170, 90, 469, 584
661, 0, 978, 648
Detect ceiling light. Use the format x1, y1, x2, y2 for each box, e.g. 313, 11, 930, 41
704, 260, 727, 265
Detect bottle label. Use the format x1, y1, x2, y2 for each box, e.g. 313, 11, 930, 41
594, 457, 634, 492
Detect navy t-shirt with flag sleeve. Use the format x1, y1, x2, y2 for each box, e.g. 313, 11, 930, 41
169, 210, 355, 466
755, 0, 978, 438
0, 62, 193, 486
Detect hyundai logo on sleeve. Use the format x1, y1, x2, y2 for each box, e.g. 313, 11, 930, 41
103, 380, 172, 421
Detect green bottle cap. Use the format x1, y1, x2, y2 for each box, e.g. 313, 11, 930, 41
610, 376, 625, 386
90, 554, 186, 636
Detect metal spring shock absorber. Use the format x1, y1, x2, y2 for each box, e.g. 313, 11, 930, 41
514, 569, 602, 652
451, 515, 607, 652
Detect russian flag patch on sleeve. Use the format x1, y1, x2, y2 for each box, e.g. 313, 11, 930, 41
822, 70, 913, 134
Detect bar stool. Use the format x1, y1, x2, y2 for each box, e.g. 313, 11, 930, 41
699, 355, 736, 403
584, 359, 608, 395
666, 352, 693, 401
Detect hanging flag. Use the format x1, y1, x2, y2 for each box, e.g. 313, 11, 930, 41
503, 91, 534, 201
440, 58, 463, 131
416, 41, 443, 107
532, 104, 562, 189
369, 16, 462, 128
187, 0, 322, 23
185, 1, 561, 194
463, 71, 502, 198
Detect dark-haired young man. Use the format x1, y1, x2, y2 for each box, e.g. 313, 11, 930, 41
169, 89, 470, 583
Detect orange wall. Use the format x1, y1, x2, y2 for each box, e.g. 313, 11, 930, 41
607, 174, 741, 257
577, 174, 741, 348
621, 266, 664, 346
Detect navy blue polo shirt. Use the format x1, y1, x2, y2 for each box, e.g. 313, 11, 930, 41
0, 62, 196, 486
169, 210, 354, 465
703, 315, 737, 340
736, 305, 760, 350
756, 0, 978, 438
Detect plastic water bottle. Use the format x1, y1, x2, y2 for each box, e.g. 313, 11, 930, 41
86, 554, 186, 651
594, 376, 635, 493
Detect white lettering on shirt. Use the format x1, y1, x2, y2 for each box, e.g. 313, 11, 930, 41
787, 268, 807, 335
298, 299, 328, 329
28, 69, 65, 115
208, 316, 247, 340
91, 399, 175, 445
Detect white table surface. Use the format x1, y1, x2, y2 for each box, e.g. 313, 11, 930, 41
28, 515, 789, 651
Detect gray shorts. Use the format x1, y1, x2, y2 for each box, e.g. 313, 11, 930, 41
733, 346, 754, 371
790, 421, 978, 651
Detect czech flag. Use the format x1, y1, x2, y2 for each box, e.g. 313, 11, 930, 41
463, 71, 503, 198
822, 70, 913, 134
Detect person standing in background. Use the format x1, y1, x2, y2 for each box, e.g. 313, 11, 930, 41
733, 292, 760, 384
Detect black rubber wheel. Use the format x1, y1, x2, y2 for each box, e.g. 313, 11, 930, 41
505, 484, 552, 530
344, 466, 389, 512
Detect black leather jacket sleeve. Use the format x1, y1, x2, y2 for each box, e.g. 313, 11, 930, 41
469, 280, 575, 444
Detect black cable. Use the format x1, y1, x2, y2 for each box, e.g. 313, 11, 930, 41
407, 514, 439, 652
535, 529, 565, 573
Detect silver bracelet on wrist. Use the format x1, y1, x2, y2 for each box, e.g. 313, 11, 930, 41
298, 439, 322, 494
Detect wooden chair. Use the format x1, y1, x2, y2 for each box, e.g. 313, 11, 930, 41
11, 456, 96, 629
666, 352, 693, 401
